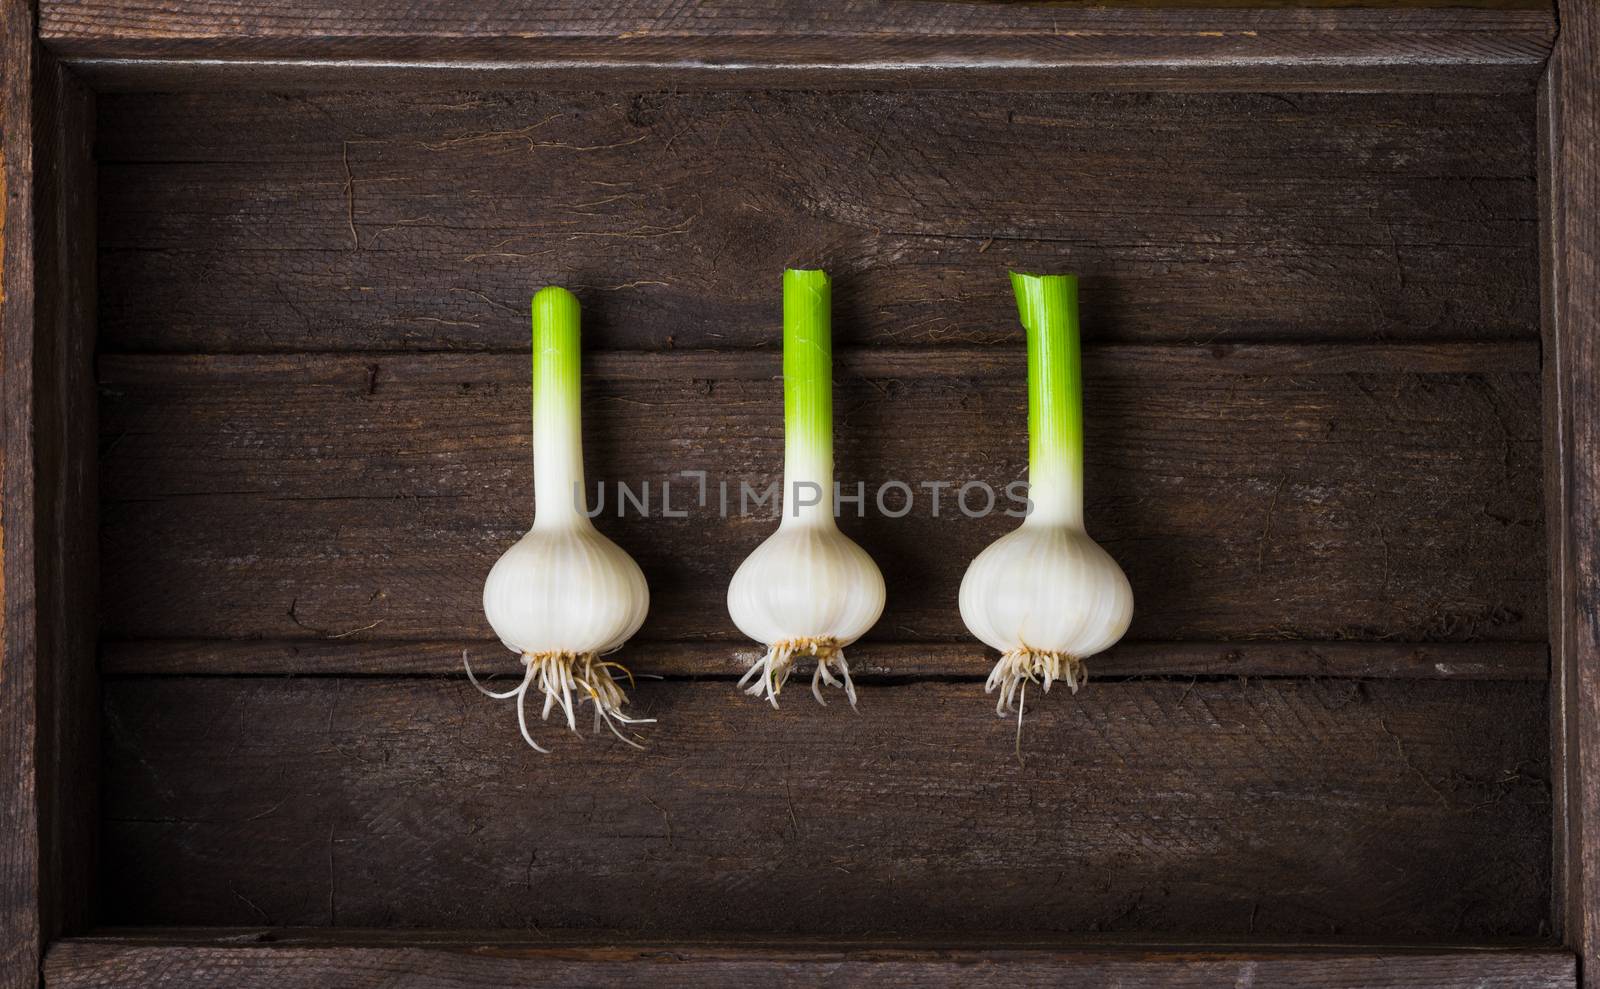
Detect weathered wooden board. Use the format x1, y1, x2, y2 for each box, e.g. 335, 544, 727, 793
0, 2, 43, 984
1, 15, 99, 989
1543, 0, 1600, 982
28, 55, 99, 961
97, 347, 1546, 647
60, 8, 1564, 964
43, 2, 1558, 93
95, 90, 1537, 352
41, 0, 1560, 47
100, 676, 1550, 936
41, 939, 1581, 989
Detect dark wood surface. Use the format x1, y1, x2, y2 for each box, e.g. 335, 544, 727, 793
41, 2, 1558, 93
0, 3, 43, 985
100, 676, 1551, 936
93, 79, 1555, 946
41, 938, 1580, 989
96, 91, 1538, 353
1, 2, 98, 986
1543, 0, 1600, 983
27, 51, 97, 971
69, 14, 1564, 965
97, 347, 1545, 648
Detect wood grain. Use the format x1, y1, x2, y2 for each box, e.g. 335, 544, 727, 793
100, 676, 1551, 937
100, 638, 1550, 680
41, 939, 1581, 989
94, 90, 1538, 352
0, 1, 41, 984
41, 3, 1558, 93
4, 14, 101, 989
0, 0, 1566, 971
0, 6, 99, 987
1542, 0, 1600, 981
28, 52, 97, 965
97, 347, 1546, 647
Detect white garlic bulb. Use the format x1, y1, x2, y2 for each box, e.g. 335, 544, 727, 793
959, 273, 1133, 729
727, 269, 886, 707
483, 522, 649, 659
728, 519, 887, 707
470, 287, 652, 751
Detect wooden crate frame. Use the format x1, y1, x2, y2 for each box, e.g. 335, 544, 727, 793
1, 1, 1594, 986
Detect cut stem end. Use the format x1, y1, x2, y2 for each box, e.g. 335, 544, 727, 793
737, 636, 858, 710
464, 649, 653, 752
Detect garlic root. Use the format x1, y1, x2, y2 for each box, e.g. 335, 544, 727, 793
736, 636, 858, 710
465, 649, 654, 751
985, 647, 1085, 718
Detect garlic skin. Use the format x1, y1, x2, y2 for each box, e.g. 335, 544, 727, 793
728, 269, 886, 707
727, 517, 886, 707
959, 522, 1133, 707
727, 524, 884, 648
483, 521, 648, 659
960, 272, 1134, 730
470, 286, 652, 751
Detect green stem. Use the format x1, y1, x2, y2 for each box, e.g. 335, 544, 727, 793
531, 286, 587, 527
782, 268, 834, 525
1012, 271, 1084, 527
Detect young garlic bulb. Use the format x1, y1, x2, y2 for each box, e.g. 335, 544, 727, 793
727, 269, 886, 708
470, 286, 652, 751
959, 273, 1134, 732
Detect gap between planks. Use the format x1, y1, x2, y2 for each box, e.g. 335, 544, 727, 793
61, 927, 1573, 950
95, 340, 1540, 385
99, 638, 1549, 681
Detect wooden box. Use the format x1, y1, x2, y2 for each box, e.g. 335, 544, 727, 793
3, 2, 1597, 986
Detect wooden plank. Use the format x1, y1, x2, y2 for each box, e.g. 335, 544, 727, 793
96, 348, 1547, 647
41, 3, 1557, 93
94, 90, 1539, 352
1539, 51, 1568, 963
100, 676, 1551, 936
100, 638, 1550, 680
0, 1, 42, 984
28, 52, 97, 963
1, 4, 98, 987
1543, 0, 1600, 981
40, 939, 1581, 989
